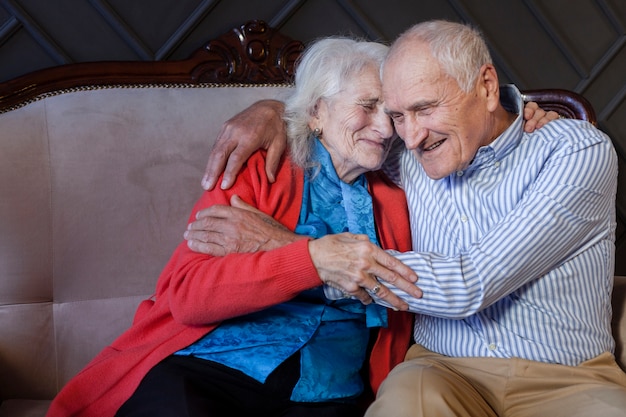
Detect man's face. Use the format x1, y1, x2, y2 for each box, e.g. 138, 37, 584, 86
382, 41, 491, 180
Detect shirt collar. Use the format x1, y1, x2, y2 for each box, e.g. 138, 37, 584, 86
464, 85, 524, 175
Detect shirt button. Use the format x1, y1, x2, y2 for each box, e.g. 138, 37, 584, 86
460, 215, 468, 223
488, 343, 497, 351
494, 161, 500, 168
456, 171, 463, 177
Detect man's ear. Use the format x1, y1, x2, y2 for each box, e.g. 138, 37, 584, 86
478, 64, 500, 112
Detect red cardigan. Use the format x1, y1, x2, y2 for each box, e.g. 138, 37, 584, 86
46, 151, 413, 417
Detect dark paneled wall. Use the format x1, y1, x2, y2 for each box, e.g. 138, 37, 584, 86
2, 0, 626, 272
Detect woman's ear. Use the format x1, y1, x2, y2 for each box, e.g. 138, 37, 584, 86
308, 99, 323, 131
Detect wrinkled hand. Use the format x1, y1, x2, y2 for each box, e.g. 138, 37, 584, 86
523, 101, 560, 133
202, 100, 287, 191
308, 233, 422, 311
185, 195, 301, 256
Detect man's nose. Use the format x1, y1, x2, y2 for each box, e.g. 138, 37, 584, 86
399, 117, 428, 150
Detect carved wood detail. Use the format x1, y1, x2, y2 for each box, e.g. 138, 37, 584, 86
190, 20, 303, 83
0, 20, 303, 112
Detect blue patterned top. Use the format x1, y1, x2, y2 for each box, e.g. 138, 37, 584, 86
175, 139, 387, 402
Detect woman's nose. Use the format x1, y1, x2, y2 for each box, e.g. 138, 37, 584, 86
373, 110, 394, 138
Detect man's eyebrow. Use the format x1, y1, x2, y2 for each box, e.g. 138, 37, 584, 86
384, 99, 438, 115
408, 99, 438, 111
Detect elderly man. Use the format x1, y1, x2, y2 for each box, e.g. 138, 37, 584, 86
189, 20, 626, 417
360, 19, 626, 417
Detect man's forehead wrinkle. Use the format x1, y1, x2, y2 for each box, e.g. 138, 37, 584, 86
412, 98, 440, 110
387, 78, 446, 112
382, 43, 447, 114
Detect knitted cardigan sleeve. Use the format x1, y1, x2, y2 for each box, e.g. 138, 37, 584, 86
153, 151, 322, 326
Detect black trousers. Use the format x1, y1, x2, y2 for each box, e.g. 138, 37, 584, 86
115, 353, 363, 417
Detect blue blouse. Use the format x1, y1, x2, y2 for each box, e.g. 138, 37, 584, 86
175, 139, 387, 402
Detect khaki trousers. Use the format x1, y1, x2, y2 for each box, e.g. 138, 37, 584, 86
365, 344, 626, 417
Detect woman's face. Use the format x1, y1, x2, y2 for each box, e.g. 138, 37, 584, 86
312, 64, 395, 183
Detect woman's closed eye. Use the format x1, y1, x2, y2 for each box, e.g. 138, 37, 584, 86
358, 98, 380, 112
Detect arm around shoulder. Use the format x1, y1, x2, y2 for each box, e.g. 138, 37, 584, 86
202, 99, 287, 190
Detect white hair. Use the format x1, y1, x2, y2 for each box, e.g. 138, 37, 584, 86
388, 20, 492, 92
284, 37, 389, 168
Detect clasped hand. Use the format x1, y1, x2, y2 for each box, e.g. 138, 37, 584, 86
185, 195, 422, 311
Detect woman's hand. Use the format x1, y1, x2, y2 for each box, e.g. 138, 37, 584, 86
523, 101, 560, 133
309, 233, 423, 311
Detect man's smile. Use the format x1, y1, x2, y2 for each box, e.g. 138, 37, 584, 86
423, 138, 446, 152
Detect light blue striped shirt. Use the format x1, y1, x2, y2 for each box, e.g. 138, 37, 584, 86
381, 85, 617, 366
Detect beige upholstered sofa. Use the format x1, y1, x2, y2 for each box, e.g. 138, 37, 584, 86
0, 20, 624, 417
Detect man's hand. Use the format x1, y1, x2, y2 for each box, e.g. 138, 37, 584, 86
202, 100, 287, 191
309, 233, 422, 311
523, 101, 560, 133
201, 100, 556, 190
185, 195, 301, 256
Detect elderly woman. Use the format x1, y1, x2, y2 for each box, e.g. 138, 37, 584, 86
46, 37, 419, 417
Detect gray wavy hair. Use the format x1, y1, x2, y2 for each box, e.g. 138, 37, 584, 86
387, 20, 493, 93
284, 37, 389, 168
